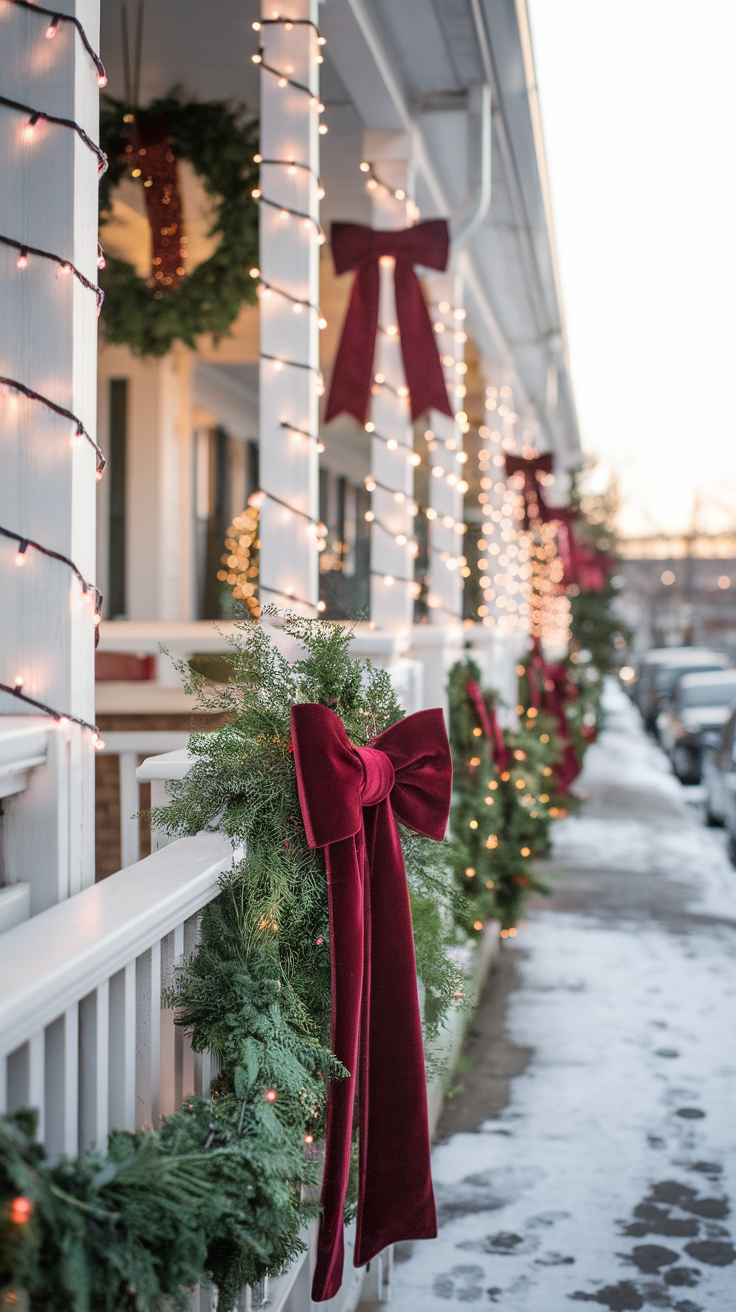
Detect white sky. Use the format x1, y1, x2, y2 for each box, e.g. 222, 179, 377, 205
527, 0, 736, 538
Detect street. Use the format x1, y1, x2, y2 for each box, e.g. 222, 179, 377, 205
392, 682, 736, 1311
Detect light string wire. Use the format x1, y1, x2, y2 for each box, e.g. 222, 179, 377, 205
259, 582, 322, 612
255, 276, 323, 317
279, 420, 324, 451
260, 352, 325, 390
0, 93, 107, 174
1, 233, 104, 310
0, 680, 100, 736
2, 0, 107, 84
252, 17, 325, 34
0, 524, 102, 613
254, 487, 317, 525
254, 193, 324, 238
254, 154, 321, 183
0, 376, 105, 471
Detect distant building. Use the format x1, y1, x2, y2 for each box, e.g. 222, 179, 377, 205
616, 534, 736, 653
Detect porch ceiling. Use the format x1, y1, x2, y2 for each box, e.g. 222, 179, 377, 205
98, 0, 580, 467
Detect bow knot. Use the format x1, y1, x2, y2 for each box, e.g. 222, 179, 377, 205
291, 703, 452, 1301
324, 219, 454, 426
357, 744, 395, 806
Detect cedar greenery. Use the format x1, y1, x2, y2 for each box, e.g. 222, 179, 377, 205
448, 658, 563, 929
99, 94, 260, 357
1, 614, 463, 1311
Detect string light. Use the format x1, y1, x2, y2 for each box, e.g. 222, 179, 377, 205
254, 193, 324, 238
0, 233, 104, 310
0, 376, 105, 471
254, 273, 323, 320
4, 0, 107, 82
0, 93, 107, 173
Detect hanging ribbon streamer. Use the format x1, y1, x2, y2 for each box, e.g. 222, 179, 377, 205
324, 220, 453, 425
530, 638, 580, 792
290, 704, 452, 1302
465, 679, 509, 771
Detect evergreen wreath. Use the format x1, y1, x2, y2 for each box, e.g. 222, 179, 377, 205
99, 93, 259, 357
1, 615, 463, 1312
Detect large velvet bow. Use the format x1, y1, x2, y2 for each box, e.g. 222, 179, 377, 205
324, 220, 454, 426
290, 704, 452, 1302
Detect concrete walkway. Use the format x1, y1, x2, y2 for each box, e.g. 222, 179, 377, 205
391, 682, 736, 1311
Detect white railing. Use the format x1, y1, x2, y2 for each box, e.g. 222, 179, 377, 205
0, 831, 234, 1147
0, 824, 385, 1311
98, 732, 190, 867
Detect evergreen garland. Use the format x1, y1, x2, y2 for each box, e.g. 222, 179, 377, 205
99, 94, 260, 357
1, 615, 463, 1310
566, 475, 632, 673
447, 659, 562, 929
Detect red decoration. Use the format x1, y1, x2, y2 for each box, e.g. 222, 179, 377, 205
10, 1196, 32, 1224
465, 680, 509, 772
529, 639, 580, 792
124, 116, 186, 292
324, 220, 454, 426
290, 704, 452, 1302
505, 452, 555, 528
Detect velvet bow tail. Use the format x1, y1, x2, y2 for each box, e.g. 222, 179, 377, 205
291, 704, 452, 1301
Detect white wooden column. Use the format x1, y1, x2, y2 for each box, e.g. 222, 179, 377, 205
424, 273, 467, 622
257, 0, 320, 614
0, 0, 100, 900
97, 343, 194, 621
363, 131, 416, 633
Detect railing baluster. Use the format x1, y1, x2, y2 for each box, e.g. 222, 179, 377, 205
135, 942, 162, 1128
28, 1030, 45, 1143
119, 750, 141, 868
160, 930, 177, 1119
64, 1002, 79, 1155
95, 979, 110, 1149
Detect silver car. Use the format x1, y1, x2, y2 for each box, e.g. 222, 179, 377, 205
658, 669, 736, 783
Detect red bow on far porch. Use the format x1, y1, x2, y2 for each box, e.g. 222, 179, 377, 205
505, 451, 554, 529
324, 220, 454, 426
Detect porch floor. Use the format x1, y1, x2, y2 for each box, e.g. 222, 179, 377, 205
391, 684, 736, 1311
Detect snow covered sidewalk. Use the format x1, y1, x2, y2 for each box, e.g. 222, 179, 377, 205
389, 681, 736, 1312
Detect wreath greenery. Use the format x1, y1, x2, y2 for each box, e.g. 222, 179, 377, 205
99, 93, 260, 358
1, 615, 464, 1311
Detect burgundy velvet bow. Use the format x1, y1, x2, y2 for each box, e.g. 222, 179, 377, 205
556, 514, 615, 592
290, 704, 452, 1302
529, 640, 580, 792
466, 680, 509, 771
324, 220, 454, 426
505, 452, 554, 528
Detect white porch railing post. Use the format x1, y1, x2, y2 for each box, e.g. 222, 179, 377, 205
424, 273, 466, 623
363, 132, 416, 633
0, 0, 101, 903
119, 749, 141, 867
257, 0, 321, 616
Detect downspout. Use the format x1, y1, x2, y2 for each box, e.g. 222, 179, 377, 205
450, 0, 494, 252
450, 81, 492, 252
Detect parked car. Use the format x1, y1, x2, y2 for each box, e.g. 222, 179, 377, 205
657, 669, 736, 782
634, 648, 731, 732
702, 706, 736, 856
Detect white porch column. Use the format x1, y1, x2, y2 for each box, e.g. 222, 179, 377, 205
363, 131, 416, 633
423, 273, 467, 622
257, 0, 321, 615
97, 343, 194, 621
0, 0, 101, 901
